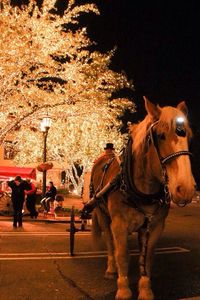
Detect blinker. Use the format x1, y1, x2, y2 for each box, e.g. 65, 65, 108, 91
176, 116, 185, 125
175, 116, 186, 137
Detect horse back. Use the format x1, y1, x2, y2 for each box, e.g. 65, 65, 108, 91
91, 154, 120, 192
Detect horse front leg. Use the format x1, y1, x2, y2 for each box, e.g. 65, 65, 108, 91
112, 218, 132, 300
137, 220, 165, 300
104, 227, 117, 279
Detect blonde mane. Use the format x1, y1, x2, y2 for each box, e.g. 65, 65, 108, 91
130, 116, 151, 158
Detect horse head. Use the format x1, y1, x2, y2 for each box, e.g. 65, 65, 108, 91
131, 97, 196, 206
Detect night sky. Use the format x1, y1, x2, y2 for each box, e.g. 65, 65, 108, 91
12, 0, 200, 127
84, 1, 200, 128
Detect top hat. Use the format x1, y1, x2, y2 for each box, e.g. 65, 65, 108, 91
104, 143, 115, 150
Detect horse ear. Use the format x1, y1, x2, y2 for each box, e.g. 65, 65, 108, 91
177, 101, 188, 116
143, 96, 161, 121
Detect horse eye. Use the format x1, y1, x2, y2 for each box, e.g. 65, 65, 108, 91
176, 127, 186, 137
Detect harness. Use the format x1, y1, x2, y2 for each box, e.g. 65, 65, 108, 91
92, 120, 192, 208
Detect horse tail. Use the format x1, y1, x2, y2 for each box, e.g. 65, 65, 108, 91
91, 209, 103, 250
92, 209, 102, 238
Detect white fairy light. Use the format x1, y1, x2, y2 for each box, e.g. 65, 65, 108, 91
0, 0, 135, 181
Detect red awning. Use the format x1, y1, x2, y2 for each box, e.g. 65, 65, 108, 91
0, 166, 36, 180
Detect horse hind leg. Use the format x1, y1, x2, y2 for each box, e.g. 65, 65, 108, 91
92, 209, 117, 279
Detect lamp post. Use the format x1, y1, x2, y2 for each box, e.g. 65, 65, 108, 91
41, 117, 52, 198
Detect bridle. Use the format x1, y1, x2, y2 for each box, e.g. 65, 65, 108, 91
148, 120, 192, 164
148, 120, 193, 205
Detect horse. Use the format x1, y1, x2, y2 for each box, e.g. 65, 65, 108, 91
90, 97, 196, 300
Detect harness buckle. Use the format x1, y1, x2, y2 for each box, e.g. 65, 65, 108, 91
120, 182, 127, 193
163, 184, 171, 204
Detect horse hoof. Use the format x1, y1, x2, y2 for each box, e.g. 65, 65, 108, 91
138, 295, 154, 300
138, 276, 154, 300
104, 271, 117, 280
115, 288, 132, 300
138, 290, 154, 300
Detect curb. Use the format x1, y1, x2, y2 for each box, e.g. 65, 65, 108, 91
0, 215, 82, 224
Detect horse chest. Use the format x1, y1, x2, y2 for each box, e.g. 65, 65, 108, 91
125, 203, 168, 234
127, 209, 146, 233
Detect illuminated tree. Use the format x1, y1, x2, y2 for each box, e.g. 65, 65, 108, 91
0, 0, 135, 192
12, 100, 134, 194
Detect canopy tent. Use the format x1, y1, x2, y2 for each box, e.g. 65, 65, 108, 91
0, 166, 36, 180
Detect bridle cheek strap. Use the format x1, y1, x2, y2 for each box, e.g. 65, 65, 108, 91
148, 121, 193, 190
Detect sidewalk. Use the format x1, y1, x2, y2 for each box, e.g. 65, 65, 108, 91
0, 195, 84, 223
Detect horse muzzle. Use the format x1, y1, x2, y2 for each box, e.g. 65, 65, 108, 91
171, 192, 194, 207
173, 198, 192, 207
170, 184, 195, 207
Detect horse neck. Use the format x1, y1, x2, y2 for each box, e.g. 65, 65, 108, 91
132, 144, 161, 195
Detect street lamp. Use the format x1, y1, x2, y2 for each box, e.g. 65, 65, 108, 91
41, 116, 52, 197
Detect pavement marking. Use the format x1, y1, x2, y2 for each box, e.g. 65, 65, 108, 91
179, 297, 200, 300
0, 247, 190, 261
0, 231, 91, 236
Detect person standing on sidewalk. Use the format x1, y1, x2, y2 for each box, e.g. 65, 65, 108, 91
25, 179, 38, 219
8, 176, 29, 228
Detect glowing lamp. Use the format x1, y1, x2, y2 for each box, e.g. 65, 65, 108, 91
40, 117, 52, 132
40, 116, 52, 197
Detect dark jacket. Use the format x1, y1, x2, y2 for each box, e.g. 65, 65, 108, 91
26, 182, 37, 201
8, 180, 29, 203
45, 185, 57, 200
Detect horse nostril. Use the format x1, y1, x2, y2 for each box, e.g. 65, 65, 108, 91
176, 185, 182, 195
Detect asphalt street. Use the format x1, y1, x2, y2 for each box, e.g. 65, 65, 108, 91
0, 202, 200, 300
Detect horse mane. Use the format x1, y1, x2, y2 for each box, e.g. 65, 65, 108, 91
127, 115, 150, 179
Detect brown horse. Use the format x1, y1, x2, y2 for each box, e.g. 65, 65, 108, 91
91, 97, 196, 300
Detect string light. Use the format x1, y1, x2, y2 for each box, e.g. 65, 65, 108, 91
0, 0, 135, 192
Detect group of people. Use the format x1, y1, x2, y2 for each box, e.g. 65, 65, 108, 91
8, 176, 57, 228
7, 143, 115, 228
